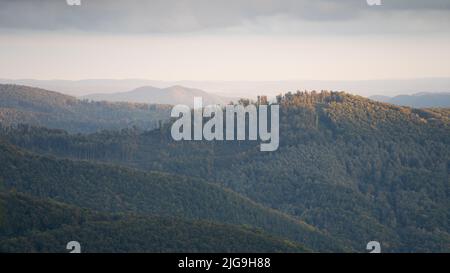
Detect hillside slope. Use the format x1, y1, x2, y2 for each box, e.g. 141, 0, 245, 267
0, 84, 170, 133
0, 191, 307, 253
7, 91, 448, 252
0, 140, 344, 252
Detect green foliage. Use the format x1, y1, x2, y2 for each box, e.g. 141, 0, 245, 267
1, 89, 449, 252
0, 140, 343, 252
0, 191, 307, 253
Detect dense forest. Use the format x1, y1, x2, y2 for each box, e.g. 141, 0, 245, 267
0, 192, 307, 253
0, 140, 343, 252
0, 86, 448, 252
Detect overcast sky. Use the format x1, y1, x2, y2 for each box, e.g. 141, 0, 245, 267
1, 0, 450, 81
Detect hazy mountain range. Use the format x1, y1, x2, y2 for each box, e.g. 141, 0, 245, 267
1, 78, 450, 98
83, 85, 238, 106
370, 93, 450, 108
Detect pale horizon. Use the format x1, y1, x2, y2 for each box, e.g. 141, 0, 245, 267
1, 0, 450, 87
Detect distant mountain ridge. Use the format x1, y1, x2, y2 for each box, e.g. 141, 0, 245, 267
0, 84, 171, 133
2, 78, 450, 98
84, 85, 238, 106
370, 92, 450, 108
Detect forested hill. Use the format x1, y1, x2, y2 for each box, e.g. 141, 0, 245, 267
0, 84, 170, 133
0, 140, 343, 252
0, 191, 308, 253
4, 91, 448, 252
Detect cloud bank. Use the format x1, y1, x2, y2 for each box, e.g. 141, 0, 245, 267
1, 0, 449, 35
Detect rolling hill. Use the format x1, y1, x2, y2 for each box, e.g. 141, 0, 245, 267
0, 84, 171, 133
83, 85, 237, 106
0, 191, 308, 253
0, 139, 344, 252
4, 91, 448, 252
1, 86, 449, 252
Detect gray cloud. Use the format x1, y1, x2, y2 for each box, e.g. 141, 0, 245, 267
0, 0, 450, 34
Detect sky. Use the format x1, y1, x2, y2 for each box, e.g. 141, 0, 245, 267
1, 0, 450, 81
